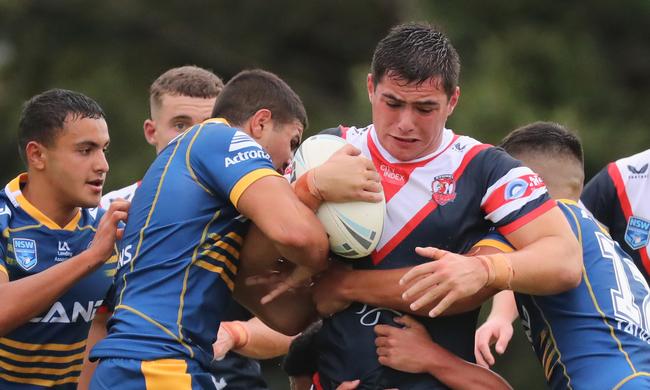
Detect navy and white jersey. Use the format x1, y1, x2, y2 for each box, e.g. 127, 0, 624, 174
582, 149, 650, 282
0, 174, 115, 389
99, 181, 140, 210
488, 200, 650, 389
314, 125, 554, 390
90, 119, 280, 370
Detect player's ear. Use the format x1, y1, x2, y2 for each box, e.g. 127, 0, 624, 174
25, 141, 47, 171
248, 109, 273, 141
143, 119, 158, 147
367, 73, 375, 102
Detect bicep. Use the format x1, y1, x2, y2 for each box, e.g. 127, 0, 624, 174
504, 206, 574, 249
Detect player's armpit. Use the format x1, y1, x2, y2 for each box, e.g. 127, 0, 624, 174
504, 206, 582, 294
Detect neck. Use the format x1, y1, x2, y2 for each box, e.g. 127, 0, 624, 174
22, 172, 79, 228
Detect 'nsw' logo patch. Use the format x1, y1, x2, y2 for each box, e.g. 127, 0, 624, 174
625, 216, 650, 250
12, 238, 38, 271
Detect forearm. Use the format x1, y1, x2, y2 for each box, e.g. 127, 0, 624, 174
0, 250, 104, 335
424, 342, 512, 390
338, 268, 494, 316
488, 290, 518, 322
233, 317, 294, 359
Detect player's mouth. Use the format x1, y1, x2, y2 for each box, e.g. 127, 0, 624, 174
390, 135, 419, 145
86, 179, 104, 193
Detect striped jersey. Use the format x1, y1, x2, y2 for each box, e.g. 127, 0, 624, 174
0, 174, 114, 389
90, 119, 280, 370
582, 149, 650, 282
488, 200, 650, 389
314, 125, 554, 390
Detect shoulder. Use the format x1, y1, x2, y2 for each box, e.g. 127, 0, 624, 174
0, 191, 15, 231
615, 149, 650, 178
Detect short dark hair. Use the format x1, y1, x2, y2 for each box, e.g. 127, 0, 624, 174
18, 88, 105, 164
371, 22, 460, 98
281, 320, 322, 377
211, 69, 308, 130
499, 121, 584, 165
150, 65, 224, 114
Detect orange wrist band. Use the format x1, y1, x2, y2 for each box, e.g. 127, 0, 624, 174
476, 254, 514, 290
294, 170, 323, 211
221, 321, 249, 349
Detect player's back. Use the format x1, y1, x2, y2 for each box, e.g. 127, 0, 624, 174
515, 200, 650, 389
90, 119, 278, 369
0, 175, 113, 390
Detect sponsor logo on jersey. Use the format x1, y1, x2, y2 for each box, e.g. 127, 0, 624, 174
504, 178, 529, 200
13, 238, 37, 271
431, 174, 457, 205
451, 142, 467, 152
54, 241, 73, 262
379, 164, 405, 185
30, 300, 104, 323
627, 163, 648, 179
228, 131, 261, 152
224, 150, 271, 167
625, 216, 650, 250
117, 244, 133, 269
0, 205, 11, 218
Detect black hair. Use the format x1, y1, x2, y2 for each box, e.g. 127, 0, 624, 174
371, 22, 460, 98
211, 69, 307, 130
499, 121, 583, 165
18, 88, 105, 164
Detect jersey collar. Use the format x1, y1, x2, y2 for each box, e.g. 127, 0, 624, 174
5, 173, 81, 231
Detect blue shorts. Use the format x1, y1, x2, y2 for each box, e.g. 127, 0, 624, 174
90, 358, 221, 390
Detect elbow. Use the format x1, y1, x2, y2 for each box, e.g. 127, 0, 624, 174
274, 225, 329, 271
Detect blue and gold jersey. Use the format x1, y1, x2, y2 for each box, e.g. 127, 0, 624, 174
0, 174, 114, 389
90, 119, 279, 369
484, 200, 650, 389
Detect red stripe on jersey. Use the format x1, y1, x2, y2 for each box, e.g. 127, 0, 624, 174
483, 173, 546, 215
339, 125, 350, 139
371, 143, 490, 264
608, 163, 650, 274
368, 132, 461, 202
497, 198, 556, 236
312, 372, 324, 390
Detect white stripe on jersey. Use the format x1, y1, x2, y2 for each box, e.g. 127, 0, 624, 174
481, 166, 533, 205
344, 125, 482, 253
228, 131, 261, 152
615, 149, 650, 218
484, 186, 547, 223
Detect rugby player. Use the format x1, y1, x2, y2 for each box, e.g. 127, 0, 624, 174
303, 23, 581, 389
0, 89, 127, 389
582, 149, 650, 282
87, 69, 381, 389
474, 122, 650, 389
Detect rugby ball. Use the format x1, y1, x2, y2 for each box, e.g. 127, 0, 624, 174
291, 134, 385, 259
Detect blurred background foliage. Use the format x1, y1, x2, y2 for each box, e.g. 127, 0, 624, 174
1, 0, 649, 388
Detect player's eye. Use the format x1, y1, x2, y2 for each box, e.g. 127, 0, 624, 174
79, 148, 91, 155
174, 122, 188, 131
386, 100, 401, 108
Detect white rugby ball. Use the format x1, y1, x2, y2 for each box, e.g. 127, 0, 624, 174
291, 134, 385, 259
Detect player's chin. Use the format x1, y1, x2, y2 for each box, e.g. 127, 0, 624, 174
78, 192, 102, 209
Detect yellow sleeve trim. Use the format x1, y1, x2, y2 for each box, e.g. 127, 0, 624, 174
230, 168, 280, 208
0, 265, 7, 278
473, 238, 515, 253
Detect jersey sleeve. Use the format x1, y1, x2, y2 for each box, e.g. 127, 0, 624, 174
473, 230, 515, 253
479, 147, 555, 235
189, 124, 280, 208
581, 164, 617, 227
